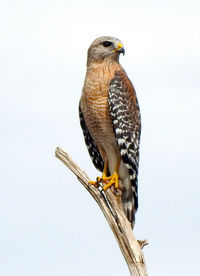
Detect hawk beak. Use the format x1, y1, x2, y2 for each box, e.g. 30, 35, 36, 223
114, 43, 125, 55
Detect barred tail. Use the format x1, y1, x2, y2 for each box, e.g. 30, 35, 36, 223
121, 176, 138, 229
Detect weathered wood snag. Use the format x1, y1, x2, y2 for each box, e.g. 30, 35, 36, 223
55, 147, 148, 276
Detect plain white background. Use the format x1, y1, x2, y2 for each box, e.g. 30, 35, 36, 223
1, 0, 200, 275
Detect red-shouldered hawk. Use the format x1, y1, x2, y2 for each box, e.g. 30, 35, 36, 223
79, 36, 141, 228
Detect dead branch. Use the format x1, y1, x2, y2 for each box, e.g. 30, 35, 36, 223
55, 146, 148, 276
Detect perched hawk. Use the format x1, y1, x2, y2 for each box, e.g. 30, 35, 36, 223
79, 36, 141, 228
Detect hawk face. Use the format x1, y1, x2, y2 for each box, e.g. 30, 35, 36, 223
87, 36, 125, 66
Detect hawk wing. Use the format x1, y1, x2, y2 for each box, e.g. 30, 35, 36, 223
108, 70, 141, 210
79, 102, 105, 173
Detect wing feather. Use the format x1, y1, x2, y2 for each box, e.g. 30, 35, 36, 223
108, 70, 141, 210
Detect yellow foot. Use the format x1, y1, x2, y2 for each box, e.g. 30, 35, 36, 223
89, 177, 101, 186
89, 173, 119, 191
103, 173, 119, 191
89, 174, 110, 186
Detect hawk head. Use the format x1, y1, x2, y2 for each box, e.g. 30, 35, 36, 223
87, 36, 125, 66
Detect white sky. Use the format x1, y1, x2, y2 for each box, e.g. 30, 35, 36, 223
0, 0, 200, 275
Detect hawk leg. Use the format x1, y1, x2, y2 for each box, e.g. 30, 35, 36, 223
89, 159, 120, 191
103, 160, 120, 191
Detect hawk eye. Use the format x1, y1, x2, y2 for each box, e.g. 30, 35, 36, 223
102, 41, 113, 47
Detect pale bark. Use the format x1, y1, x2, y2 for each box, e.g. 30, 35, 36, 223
55, 147, 148, 276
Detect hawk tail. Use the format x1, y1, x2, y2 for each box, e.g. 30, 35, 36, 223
121, 177, 138, 229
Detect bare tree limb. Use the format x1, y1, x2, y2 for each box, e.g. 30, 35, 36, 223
55, 146, 148, 276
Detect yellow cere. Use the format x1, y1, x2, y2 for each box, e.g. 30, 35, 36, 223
117, 43, 123, 49
114, 43, 123, 52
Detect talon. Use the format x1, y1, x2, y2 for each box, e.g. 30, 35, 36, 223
89, 176, 107, 187
97, 177, 102, 182
89, 180, 99, 186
